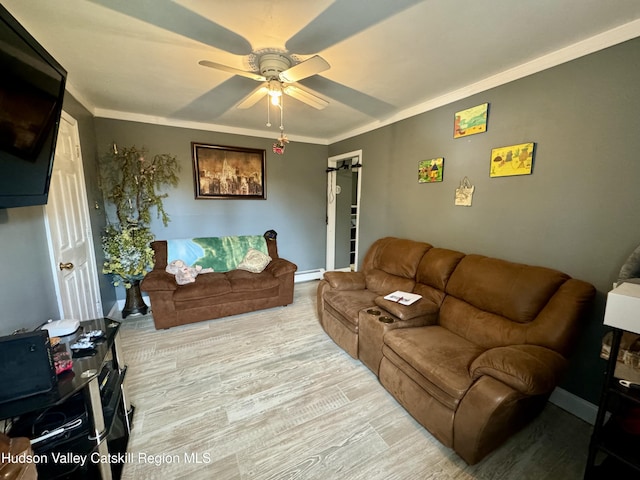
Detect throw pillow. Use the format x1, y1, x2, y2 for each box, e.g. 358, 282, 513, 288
237, 248, 272, 273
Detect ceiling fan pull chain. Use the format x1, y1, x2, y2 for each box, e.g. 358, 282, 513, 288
280, 94, 284, 131
266, 94, 271, 127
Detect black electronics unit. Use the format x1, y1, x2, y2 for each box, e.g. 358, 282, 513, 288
0, 4, 67, 208
0, 330, 57, 403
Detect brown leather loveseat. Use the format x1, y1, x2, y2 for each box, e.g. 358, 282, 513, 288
142, 230, 297, 329
317, 237, 595, 464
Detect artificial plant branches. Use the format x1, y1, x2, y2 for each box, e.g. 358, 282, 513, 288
101, 144, 179, 227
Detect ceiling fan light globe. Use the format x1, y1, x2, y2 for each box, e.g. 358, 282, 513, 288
267, 79, 283, 96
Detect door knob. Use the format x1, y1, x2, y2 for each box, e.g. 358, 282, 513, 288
59, 262, 74, 271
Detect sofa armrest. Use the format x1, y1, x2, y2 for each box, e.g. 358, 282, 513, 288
374, 297, 439, 321
140, 270, 178, 292
470, 345, 567, 396
265, 258, 297, 277
323, 271, 366, 290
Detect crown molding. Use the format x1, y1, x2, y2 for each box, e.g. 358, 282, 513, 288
329, 19, 640, 144
92, 109, 328, 145
64, 19, 640, 147
64, 80, 95, 114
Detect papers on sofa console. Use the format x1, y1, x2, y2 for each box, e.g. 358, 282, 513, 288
383, 291, 422, 306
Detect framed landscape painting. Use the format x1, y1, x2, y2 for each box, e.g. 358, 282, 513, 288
454, 103, 489, 138
192, 143, 266, 199
490, 142, 535, 178
418, 158, 444, 183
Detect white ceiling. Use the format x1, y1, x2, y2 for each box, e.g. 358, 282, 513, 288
4, 0, 640, 144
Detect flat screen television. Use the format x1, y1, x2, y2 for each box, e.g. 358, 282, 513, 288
0, 5, 67, 208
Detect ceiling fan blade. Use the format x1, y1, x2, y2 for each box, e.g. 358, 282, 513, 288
279, 55, 330, 83
88, 0, 252, 55
173, 77, 258, 120
298, 77, 394, 117
286, 0, 422, 54
199, 60, 266, 82
283, 85, 329, 110
237, 85, 269, 109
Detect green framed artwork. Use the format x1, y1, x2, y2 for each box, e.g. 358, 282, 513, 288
490, 142, 535, 178
454, 103, 489, 138
418, 158, 444, 183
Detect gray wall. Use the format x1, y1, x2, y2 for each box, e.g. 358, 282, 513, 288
94, 119, 329, 299
330, 37, 640, 404
0, 92, 112, 336
0, 206, 58, 335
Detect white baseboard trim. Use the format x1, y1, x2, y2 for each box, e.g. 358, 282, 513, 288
549, 387, 598, 425
107, 302, 120, 319
295, 269, 325, 283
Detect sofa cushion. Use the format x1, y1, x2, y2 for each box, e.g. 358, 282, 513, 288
172, 273, 231, 301
370, 238, 431, 279
176, 286, 280, 310
237, 248, 272, 273
416, 248, 465, 290
365, 269, 416, 296
414, 247, 465, 305
438, 296, 520, 349
226, 269, 279, 292
445, 254, 569, 323
323, 289, 378, 329
382, 326, 484, 409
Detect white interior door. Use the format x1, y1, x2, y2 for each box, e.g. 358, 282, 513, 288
327, 150, 362, 272
45, 111, 102, 320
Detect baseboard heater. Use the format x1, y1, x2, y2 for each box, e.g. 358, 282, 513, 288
295, 269, 325, 283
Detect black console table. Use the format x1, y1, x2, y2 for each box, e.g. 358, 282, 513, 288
0, 318, 133, 479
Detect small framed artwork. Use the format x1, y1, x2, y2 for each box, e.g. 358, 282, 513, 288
418, 158, 444, 183
192, 142, 266, 199
490, 142, 535, 178
454, 103, 489, 138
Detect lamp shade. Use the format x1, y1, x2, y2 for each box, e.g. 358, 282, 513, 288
603, 282, 640, 334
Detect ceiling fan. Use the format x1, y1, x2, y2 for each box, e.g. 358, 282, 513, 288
88, 0, 420, 123
199, 52, 331, 110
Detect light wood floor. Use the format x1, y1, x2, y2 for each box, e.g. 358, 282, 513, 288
117, 280, 592, 479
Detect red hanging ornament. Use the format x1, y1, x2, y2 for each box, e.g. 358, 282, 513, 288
272, 133, 289, 155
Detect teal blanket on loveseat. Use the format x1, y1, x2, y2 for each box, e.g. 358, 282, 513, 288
166, 235, 268, 272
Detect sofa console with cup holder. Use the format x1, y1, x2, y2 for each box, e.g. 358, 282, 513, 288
317, 236, 595, 464
141, 230, 297, 329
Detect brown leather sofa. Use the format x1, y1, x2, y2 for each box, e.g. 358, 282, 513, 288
317, 237, 595, 464
142, 231, 297, 329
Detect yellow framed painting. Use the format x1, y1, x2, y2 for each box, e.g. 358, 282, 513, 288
490, 142, 535, 178
454, 103, 489, 138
